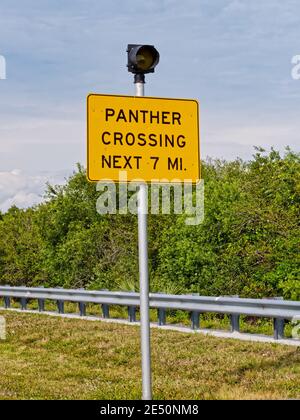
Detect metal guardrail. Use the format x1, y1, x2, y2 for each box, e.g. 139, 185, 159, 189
0, 286, 299, 341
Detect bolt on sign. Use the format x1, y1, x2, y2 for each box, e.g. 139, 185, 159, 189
87, 94, 200, 182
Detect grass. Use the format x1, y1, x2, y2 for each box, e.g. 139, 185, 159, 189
0, 311, 299, 400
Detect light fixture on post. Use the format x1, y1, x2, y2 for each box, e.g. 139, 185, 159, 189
127, 43, 160, 401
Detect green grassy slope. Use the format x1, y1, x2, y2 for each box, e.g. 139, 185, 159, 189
0, 311, 299, 400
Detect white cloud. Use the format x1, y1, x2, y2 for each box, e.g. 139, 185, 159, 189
0, 169, 68, 213
1, 191, 41, 212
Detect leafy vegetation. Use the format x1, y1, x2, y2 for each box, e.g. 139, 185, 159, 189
0, 148, 299, 299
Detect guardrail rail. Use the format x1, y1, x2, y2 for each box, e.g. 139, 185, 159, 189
0, 286, 299, 341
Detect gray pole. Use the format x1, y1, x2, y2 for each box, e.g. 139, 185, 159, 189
135, 74, 152, 400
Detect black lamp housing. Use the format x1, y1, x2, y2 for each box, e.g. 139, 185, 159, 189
127, 44, 160, 74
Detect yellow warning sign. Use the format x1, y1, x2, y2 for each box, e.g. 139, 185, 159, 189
87, 94, 200, 182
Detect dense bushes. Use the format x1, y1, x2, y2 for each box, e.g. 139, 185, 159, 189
0, 148, 299, 299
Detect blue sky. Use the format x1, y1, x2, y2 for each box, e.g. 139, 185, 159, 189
0, 0, 299, 211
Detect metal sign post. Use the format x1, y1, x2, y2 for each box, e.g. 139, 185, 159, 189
135, 73, 152, 400
87, 44, 199, 400
128, 44, 160, 401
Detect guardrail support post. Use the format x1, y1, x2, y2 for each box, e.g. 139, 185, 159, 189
38, 299, 45, 312
190, 294, 200, 330
20, 297, 27, 310
57, 300, 64, 314
274, 318, 285, 340
128, 306, 136, 322
79, 302, 86, 317
230, 315, 240, 333
102, 304, 110, 319
191, 311, 200, 330
158, 308, 166, 326
268, 297, 285, 340
78, 289, 86, 316
4, 296, 11, 309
